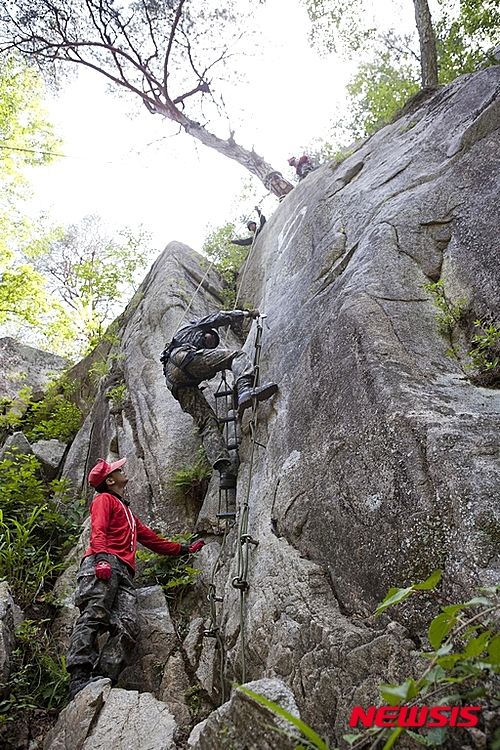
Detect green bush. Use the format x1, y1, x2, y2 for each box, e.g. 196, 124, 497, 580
0, 455, 83, 607
0, 619, 69, 746
347, 571, 500, 749
136, 536, 201, 606
0, 376, 83, 443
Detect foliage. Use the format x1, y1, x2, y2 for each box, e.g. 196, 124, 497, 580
302, 0, 376, 58
0, 619, 69, 745
202, 222, 247, 308
424, 278, 468, 363
351, 571, 500, 749
106, 382, 127, 409
467, 320, 500, 373
0, 454, 83, 607
32, 215, 154, 358
425, 280, 500, 386
345, 50, 420, 137
202, 176, 276, 307
305, 0, 500, 140
424, 279, 467, 336
245, 571, 500, 749
135, 537, 201, 606
171, 448, 213, 503
0, 53, 63, 332
0, 377, 83, 443
435, 0, 500, 84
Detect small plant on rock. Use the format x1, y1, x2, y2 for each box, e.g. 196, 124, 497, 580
171, 448, 212, 503
135, 536, 201, 607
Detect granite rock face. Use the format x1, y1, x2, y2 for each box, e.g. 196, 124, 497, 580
16, 67, 500, 748
0, 337, 68, 400
43, 680, 177, 750
188, 678, 301, 750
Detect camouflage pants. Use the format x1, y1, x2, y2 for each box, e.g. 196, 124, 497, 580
166, 348, 254, 468
66, 554, 139, 682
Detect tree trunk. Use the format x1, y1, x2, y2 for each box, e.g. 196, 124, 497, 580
413, 0, 439, 87
155, 101, 294, 200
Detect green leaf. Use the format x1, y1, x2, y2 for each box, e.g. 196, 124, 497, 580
463, 630, 491, 658
436, 654, 464, 670
426, 726, 448, 745
382, 726, 406, 749
413, 570, 442, 590
375, 586, 414, 616
428, 612, 456, 650
380, 678, 417, 705
488, 635, 500, 664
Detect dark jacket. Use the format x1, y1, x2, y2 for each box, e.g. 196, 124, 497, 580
230, 213, 266, 246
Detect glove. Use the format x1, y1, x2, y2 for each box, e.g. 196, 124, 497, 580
95, 560, 112, 579
189, 540, 205, 554
244, 309, 260, 319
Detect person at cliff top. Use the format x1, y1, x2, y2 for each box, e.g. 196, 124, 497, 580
229, 206, 266, 247
161, 309, 278, 489
288, 155, 316, 181
66, 457, 205, 701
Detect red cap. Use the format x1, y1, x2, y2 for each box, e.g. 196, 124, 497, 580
88, 457, 127, 489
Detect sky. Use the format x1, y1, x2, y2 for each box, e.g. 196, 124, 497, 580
23, 0, 418, 258
23, 0, 357, 257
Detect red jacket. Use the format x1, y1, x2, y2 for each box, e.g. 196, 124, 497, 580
84, 491, 182, 571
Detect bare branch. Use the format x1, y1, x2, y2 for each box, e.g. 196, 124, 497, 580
163, 0, 188, 98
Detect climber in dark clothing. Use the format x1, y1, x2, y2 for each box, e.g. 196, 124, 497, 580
66, 457, 204, 701
229, 207, 266, 247
161, 309, 278, 487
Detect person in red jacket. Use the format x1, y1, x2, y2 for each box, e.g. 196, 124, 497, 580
66, 457, 204, 700
288, 155, 317, 181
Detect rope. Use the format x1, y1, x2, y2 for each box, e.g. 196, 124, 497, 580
171, 257, 217, 333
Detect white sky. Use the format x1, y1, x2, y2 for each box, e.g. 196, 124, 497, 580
24, 0, 417, 256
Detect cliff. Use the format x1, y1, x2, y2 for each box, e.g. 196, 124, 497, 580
3, 66, 500, 749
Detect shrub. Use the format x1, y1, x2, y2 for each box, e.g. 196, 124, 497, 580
171, 448, 212, 503
0, 619, 69, 748
0, 376, 83, 443
136, 536, 201, 607
0, 455, 83, 607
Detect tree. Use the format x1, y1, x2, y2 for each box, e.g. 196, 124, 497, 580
307, 0, 500, 140
0, 53, 62, 328
345, 50, 420, 138
35, 215, 154, 356
303, 0, 439, 87
0, 0, 293, 198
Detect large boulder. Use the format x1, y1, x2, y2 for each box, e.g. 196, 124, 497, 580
32, 439, 67, 480
43, 680, 177, 750
188, 678, 301, 750
0, 337, 68, 401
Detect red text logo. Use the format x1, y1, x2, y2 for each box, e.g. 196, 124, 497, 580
349, 705, 481, 728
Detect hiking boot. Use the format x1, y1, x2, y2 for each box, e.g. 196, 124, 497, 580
237, 382, 278, 418
219, 472, 237, 489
